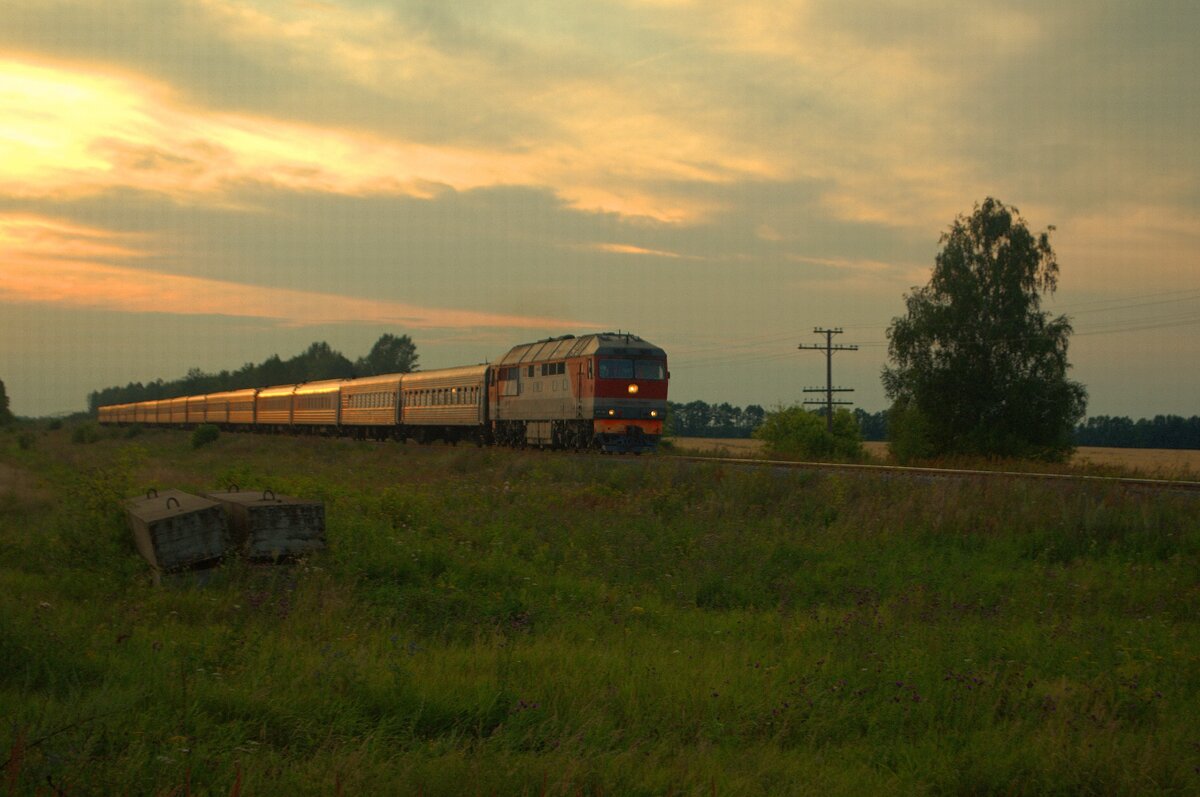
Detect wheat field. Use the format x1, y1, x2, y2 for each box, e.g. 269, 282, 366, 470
672, 437, 1200, 477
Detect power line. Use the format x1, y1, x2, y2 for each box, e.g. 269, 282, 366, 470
798, 327, 858, 432
663, 287, 1200, 370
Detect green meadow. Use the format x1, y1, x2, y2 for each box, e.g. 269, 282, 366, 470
2, 425, 1198, 795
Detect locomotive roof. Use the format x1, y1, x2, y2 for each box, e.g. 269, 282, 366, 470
497, 333, 665, 365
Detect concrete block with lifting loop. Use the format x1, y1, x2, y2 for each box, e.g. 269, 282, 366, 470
125, 488, 229, 584
203, 485, 326, 561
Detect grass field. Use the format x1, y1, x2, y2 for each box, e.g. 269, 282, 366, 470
673, 437, 1200, 478
2, 424, 1199, 794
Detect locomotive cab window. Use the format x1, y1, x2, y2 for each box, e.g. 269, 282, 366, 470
635, 360, 666, 380
597, 359, 634, 380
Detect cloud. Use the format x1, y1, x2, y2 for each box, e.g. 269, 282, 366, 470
586, 242, 694, 259
0, 58, 517, 200
785, 253, 906, 275
0, 49, 778, 223
0, 213, 591, 329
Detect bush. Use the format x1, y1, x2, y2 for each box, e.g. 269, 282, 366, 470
17, 432, 35, 450
191, 424, 220, 449
752, 406, 863, 461
887, 402, 937, 464
47, 418, 62, 431
71, 423, 101, 444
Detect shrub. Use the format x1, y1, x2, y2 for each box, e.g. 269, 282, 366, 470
752, 405, 863, 460
71, 423, 101, 444
17, 431, 35, 450
47, 418, 63, 431
887, 402, 937, 464
191, 424, 220, 449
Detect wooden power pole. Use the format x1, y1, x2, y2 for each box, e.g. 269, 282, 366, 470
798, 327, 858, 432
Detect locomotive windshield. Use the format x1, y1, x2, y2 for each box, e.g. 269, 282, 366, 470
635, 360, 666, 380
597, 358, 666, 380
598, 359, 633, 379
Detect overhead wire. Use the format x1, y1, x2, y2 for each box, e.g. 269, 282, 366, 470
668, 287, 1200, 369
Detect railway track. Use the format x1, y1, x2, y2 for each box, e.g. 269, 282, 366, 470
663, 453, 1200, 494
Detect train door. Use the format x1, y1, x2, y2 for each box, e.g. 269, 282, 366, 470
501, 366, 520, 397
575, 361, 584, 418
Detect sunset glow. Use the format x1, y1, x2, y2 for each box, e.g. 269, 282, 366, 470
0, 214, 589, 330
0, 0, 1196, 416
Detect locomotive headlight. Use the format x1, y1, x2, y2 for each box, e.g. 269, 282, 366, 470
627, 383, 639, 394
608, 409, 616, 416
650, 410, 658, 417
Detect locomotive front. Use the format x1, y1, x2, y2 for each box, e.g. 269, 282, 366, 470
588, 334, 668, 453
490, 332, 669, 453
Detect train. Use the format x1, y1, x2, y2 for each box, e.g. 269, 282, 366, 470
97, 332, 669, 453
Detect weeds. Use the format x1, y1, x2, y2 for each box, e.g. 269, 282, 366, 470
0, 431, 1197, 794
70, 423, 101, 444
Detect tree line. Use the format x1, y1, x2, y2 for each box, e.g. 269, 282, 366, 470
666, 402, 890, 442
667, 400, 1199, 450
87, 335, 417, 412
1074, 415, 1200, 450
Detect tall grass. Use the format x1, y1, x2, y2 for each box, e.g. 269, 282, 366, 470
1, 428, 1198, 794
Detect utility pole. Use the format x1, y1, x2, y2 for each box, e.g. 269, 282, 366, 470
798, 327, 858, 432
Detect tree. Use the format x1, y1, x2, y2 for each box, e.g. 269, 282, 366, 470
882, 198, 1086, 461
356, 334, 419, 377
294, 341, 355, 382
752, 405, 863, 460
853, 408, 889, 442
741, 404, 766, 435
0, 379, 13, 425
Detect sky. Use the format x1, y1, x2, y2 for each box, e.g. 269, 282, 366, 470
1, 0, 1197, 418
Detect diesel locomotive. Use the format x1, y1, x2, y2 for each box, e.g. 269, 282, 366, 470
97, 332, 669, 453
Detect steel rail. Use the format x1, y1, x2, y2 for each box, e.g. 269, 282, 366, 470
666, 454, 1200, 494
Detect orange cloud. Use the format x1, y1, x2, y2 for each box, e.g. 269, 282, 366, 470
785, 253, 905, 274
0, 58, 516, 201
588, 243, 694, 259
0, 53, 769, 223
0, 214, 590, 330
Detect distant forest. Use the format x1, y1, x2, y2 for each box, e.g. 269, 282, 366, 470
666, 402, 888, 442
668, 401, 1200, 450
1073, 415, 1200, 450
86, 338, 1198, 450
87, 335, 417, 412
